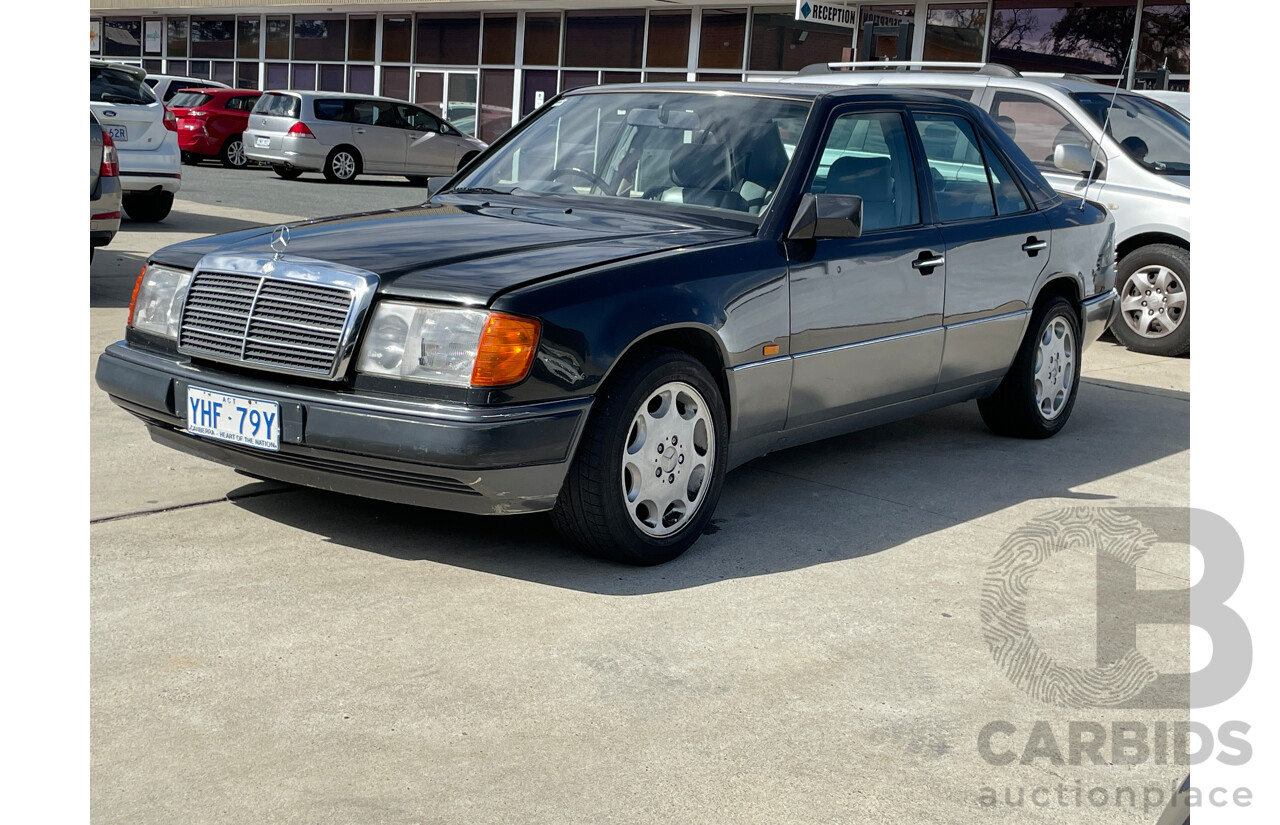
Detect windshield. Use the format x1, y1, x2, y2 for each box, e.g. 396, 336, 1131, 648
451, 90, 811, 218
1072, 92, 1189, 176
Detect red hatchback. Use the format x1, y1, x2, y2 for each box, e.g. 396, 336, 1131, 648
170, 88, 262, 168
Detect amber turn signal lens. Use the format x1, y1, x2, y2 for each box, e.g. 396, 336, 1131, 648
470, 313, 541, 387
126, 265, 147, 327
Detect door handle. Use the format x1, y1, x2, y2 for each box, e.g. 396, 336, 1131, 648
912, 251, 945, 274
1022, 237, 1048, 256
355, 128, 367, 134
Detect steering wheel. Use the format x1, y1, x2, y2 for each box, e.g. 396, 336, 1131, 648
549, 166, 612, 194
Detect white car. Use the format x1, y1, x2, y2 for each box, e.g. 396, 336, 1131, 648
1139, 90, 1190, 120
789, 62, 1191, 357
145, 74, 231, 107
90, 60, 181, 222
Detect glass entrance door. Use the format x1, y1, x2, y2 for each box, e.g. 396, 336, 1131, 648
414, 70, 479, 137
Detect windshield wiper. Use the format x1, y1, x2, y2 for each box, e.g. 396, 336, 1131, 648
449, 186, 518, 195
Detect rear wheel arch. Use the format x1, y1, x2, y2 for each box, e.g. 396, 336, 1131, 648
1116, 232, 1188, 262
1033, 275, 1082, 316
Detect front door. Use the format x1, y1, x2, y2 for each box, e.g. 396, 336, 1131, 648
786, 107, 946, 430
349, 99, 406, 173
396, 103, 461, 176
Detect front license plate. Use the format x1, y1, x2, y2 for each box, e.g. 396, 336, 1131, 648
185, 386, 280, 451
255, 136, 270, 148
107, 125, 127, 142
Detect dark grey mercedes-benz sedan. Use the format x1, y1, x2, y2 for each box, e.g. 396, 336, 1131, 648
96, 83, 1117, 565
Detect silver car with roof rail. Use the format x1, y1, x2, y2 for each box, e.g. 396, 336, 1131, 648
243, 90, 488, 185
788, 62, 1190, 357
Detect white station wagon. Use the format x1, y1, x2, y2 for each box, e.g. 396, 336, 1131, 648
244, 90, 488, 185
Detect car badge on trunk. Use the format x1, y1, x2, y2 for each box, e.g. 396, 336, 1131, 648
270, 225, 290, 256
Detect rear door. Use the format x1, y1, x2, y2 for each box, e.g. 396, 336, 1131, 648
907, 109, 1050, 391
90, 65, 167, 152
396, 104, 460, 175
348, 99, 407, 173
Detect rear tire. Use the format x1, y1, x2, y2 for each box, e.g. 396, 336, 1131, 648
323, 146, 361, 183
181, 152, 200, 166
458, 152, 479, 173
978, 296, 1081, 439
272, 164, 303, 180
220, 135, 248, 168
551, 348, 728, 565
406, 175, 431, 186
122, 190, 174, 223
1110, 244, 1190, 357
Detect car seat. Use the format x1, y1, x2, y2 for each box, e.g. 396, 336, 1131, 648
656, 144, 748, 212
825, 156, 896, 231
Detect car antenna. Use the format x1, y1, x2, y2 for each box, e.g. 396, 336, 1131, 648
1079, 36, 1137, 210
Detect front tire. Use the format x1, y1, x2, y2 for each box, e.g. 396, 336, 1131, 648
551, 348, 728, 565
323, 146, 361, 183
1110, 244, 1190, 357
978, 296, 1081, 439
220, 135, 248, 168
122, 190, 174, 223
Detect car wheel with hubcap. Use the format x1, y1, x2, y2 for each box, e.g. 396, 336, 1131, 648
122, 190, 174, 223
552, 348, 728, 565
220, 136, 248, 168
1110, 244, 1190, 357
272, 164, 303, 180
978, 295, 1081, 439
323, 146, 361, 183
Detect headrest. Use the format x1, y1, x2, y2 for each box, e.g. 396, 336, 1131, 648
741, 127, 791, 187
827, 155, 893, 200
669, 143, 733, 190
994, 114, 1016, 139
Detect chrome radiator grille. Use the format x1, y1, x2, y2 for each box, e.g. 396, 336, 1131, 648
177, 258, 376, 380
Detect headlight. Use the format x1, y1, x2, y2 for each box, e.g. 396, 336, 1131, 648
356, 301, 540, 387
128, 264, 192, 340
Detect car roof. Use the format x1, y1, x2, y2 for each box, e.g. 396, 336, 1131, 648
90, 59, 146, 82
261, 89, 408, 104
563, 81, 982, 107
174, 87, 260, 95
790, 66, 1130, 97
149, 74, 231, 87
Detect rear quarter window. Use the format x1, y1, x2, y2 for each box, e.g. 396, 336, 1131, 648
253, 93, 302, 118
314, 99, 352, 122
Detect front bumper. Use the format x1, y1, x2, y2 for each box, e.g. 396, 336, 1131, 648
95, 342, 591, 515
1081, 288, 1118, 350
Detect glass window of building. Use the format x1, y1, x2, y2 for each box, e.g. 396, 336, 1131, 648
167, 18, 188, 58
212, 61, 235, 87
483, 15, 517, 65
349, 16, 376, 62
382, 16, 412, 63
860, 5, 915, 60
699, 9, 748, 70
293, 16, 347, 62
923, 3, 987, 62
266, 17, 291, 60
480, 69, 515, 142
647, 10, 692, 69
749, 8, 851, 72
416, 13, 481, 65
266, 62, 289, 90
319, 64, 344, 92
104, 18, 143, 57
1138, 4, 1189, 73
191, 17, 235, 60
564, 11, 645, 68
237, 62, 259, 91
237, 17, 260, 61
524, 14, 562, 66
989, 1, 1138, 74
349, 65, 375, 96
292, 63, 317, 91
383, 67, 411, 102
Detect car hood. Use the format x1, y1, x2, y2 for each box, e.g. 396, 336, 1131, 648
150, 199, 748, 305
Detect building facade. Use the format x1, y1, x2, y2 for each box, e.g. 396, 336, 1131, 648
89, 1, 1190, 142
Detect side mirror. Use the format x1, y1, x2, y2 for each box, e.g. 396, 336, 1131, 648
426, 177, 448, 197
1054, 143, 1105, 179
788, 193, 863, 241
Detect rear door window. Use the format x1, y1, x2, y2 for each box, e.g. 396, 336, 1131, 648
910, 112, 1029, 221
